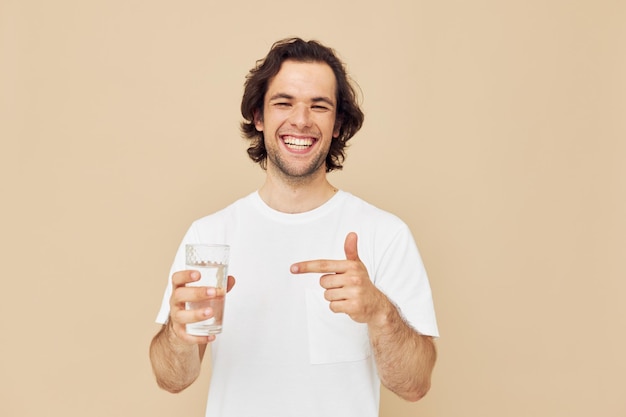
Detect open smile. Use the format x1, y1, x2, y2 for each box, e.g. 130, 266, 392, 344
281, 135, 318, 151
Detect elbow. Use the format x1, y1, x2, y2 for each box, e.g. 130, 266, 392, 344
405, 387, 430, 403
155, 377, 193, 394
150, 357, 198, 394
401, 381, 431, 402
149, 351, 197, 394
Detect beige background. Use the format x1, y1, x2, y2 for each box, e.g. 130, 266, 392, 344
1, 1, 625, 416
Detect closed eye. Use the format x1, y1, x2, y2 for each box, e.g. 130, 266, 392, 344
311, 104, 333, 112
311, 97, 335, 112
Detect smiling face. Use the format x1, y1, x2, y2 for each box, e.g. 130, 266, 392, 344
254, 60, 340, 183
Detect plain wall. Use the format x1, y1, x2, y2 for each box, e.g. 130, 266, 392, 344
1, 1, 625, 416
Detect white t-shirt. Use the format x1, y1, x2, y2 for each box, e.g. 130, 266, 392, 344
156, 191, 439, 417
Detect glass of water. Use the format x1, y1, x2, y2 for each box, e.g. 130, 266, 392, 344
185, 243, 230, 336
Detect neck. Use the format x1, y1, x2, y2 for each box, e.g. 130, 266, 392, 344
258, 170, 338, 214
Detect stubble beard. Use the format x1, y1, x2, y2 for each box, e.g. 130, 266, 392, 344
266, 143, 329, 185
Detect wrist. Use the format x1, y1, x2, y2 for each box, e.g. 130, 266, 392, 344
165, 317, 189, 348
369, 295, 398, 331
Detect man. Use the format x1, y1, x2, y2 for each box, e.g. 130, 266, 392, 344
150, 37, 438, 417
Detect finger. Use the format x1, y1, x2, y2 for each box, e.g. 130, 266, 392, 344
172, 270, 201, 288
328, 299, 351, 315
173, 286, 216, 304
226, 275, 236, 293
172, 303, 215, 325
323, 288, 347, 302
182, 333, 216, 345
319, 273, 342, 289
344, 232, 360, 261
290, 259, 346, 274
169, 318, 216, 345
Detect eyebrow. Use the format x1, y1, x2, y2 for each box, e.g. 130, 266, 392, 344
268, 93, 336, 107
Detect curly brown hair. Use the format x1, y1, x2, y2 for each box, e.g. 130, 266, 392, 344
240, 38, 364, 172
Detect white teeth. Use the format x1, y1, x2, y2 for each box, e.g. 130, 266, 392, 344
283, 136, 314, 148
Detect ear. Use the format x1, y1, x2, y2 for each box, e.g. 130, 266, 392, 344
333, 118, 341, 138
254, 110, 264, 132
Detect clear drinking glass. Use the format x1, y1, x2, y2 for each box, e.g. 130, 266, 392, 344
185, 244, 230, 336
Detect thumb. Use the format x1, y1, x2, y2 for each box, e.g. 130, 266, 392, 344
226, 275, 236, 293
344, 232, 360, 261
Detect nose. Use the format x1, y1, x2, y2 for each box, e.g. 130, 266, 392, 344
288, 104, 312, 130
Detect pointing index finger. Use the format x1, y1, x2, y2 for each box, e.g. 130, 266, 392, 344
290, 259, 345, 274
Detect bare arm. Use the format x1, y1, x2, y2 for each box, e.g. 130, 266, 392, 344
149, 320, 208, 393
368, 298, 436, 401
149, 271, 235, 393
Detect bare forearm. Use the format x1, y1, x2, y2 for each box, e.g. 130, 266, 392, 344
149, 321, 204, 393
369, 300, 437, 402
